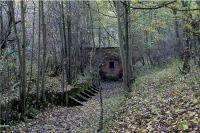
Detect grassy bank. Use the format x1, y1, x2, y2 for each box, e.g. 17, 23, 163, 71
104, 60, 200, 132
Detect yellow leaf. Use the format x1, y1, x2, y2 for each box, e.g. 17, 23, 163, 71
192, 98, 198, 104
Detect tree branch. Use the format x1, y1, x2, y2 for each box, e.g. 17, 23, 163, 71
121, 1, 177, 10
166, 5, 200, 11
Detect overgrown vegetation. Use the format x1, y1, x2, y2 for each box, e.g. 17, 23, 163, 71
105, 60, 200, 132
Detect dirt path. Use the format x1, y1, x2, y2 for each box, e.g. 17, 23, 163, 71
11, 81, 122, 133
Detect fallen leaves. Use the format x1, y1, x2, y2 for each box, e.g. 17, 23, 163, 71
105, 65, 200, 132
11, 82, 123, 133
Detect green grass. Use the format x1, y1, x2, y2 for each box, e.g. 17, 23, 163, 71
133, 59, 181, 89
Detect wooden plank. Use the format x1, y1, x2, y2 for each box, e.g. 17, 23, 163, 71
89, 88, 98, 93
69, 96, 83, 106
92, 84, 97, 88
76, 94, 88, 101
75, 94, 88, 101
91, 86, 99, 91
80, 92, 92, 98
85, 90, 95, 96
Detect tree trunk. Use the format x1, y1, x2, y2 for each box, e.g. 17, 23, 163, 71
87, 2, 96, 72
0, 4, 3, 43
198, 37, 200, 67
196, 1, 200, 67
181, 2, 191, 74
124, 1, 131, 89
29, 1, 35, 89
173, 9, 182, 57
60, 1, 68, 84
80, 30, 84, 73
59, 9, 65, 105
67, 1, 72, 84
60, 1, 69, 104
41, 1, 47, 102
8, 1, 23, 82
114, 1, 131, 92
20, 0, 26, 115
36, 1, 41, 107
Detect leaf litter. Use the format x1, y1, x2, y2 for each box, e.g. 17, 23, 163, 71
11, 82, 123, 133
105, 66, 200, 133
